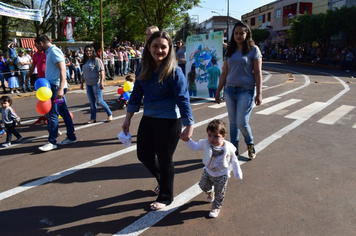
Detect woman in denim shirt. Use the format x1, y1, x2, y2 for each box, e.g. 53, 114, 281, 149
122, 31, 194, 211
215, 21, 262, 159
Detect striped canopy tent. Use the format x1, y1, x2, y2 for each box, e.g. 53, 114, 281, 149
20, 38, 37, 51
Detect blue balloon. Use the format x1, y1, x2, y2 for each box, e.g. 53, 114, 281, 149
123, 92, 131, 100
34, 78, 51, 91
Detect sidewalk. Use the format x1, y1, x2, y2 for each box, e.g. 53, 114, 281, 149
1, 74, 128, 100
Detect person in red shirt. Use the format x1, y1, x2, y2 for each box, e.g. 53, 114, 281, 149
25, 48, 46, 87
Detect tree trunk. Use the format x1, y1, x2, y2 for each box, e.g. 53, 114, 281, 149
1, 16, 9, 58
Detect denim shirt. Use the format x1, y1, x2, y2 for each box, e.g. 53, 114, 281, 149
127, 66, 194, 126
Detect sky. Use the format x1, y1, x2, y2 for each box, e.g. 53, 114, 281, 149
188, 0, 274, 24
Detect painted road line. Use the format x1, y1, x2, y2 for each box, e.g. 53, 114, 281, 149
256, 99, 302, 115
353, 123, 356, 129
0, 112, 227, 202
262, 96, 280, 104
114, 72, 350, 236
285, 102, 326, 120
208, 102, 226, 109
317, 105, 355, 125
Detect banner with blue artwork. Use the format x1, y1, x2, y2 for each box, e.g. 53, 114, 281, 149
185, 31, 223, 98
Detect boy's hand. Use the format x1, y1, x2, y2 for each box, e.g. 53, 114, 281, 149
17, 122, 22, 127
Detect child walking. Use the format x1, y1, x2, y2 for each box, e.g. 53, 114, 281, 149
181, 119, 242, 218
1, 96, 22, 147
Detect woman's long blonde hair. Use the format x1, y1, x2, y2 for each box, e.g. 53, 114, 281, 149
137, 31, 177, 83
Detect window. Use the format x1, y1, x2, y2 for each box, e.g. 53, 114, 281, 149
276, 9, 281, 18
251, 17, 255, 26
268, 12, 271, 21
262, 14, 266, 23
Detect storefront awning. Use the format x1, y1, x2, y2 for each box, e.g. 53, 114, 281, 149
20, 38, 36, 51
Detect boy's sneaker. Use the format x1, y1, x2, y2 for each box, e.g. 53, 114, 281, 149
209, 208, 220, 218
1, 142, 11, 147
0, 130, 6, 138
57, 137, 77, 145
247, 144, 256, 159
13, 136, 23, 143
10, 90, 14, 94
39, 142, 57, 152
207, 191, 214, 203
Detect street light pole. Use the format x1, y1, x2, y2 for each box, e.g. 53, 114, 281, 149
100, 0, 104, 56
226, 0, 229, 42
211, 11, 221, 16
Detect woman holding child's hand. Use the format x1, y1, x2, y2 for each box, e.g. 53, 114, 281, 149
122, 31, 194, 211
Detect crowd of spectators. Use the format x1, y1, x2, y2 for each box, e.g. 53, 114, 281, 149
263, 44, 355, 72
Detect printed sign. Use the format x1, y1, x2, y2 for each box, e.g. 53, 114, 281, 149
185, 31, 223, 98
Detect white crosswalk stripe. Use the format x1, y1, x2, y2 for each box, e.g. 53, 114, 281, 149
285, 102, 326, 119
317, 105, 355, 125
253, 98, 355, 128
256, 99, 302, 115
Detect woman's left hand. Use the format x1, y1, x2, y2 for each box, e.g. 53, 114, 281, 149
179, 125, 193, 141
255, 94, 262, 106
100, 83, 104, 90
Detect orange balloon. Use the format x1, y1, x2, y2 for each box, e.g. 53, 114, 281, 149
36, 100, 52, 115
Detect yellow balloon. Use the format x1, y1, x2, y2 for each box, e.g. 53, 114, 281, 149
123, 81, 132, 92
36, 87, 52, 101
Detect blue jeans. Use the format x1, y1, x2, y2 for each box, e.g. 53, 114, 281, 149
0, 72, 6, 86
117, 61, 123, 75
73, 67, 82, 83
224, 86, 255, 149
208, 88, 217, 98
123, 61, 128, 74
48, 84, 76, 144
20, 70, 30, 89
66, 69, 70, 80
86, 83, 112, 120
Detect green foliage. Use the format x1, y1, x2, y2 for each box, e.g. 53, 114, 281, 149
174, 14, 197, 41
112, 0, 200, 41
290, 6, 356, 46
251, 29, 270, 45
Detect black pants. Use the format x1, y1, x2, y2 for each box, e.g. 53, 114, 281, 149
137, 116, 182, 205
5, 122, 21, 143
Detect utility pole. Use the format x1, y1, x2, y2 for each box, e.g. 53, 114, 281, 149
226, 0, 229, 42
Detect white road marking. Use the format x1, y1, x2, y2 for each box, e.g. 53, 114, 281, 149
317, 105, 355, 125
353, 123, 356, 129
262, 96, 280, 104
285, 102, 326, 119
113, 70, 350, 236
256, 99, 302, 115
0, 69, 351, 235
208, 102, 226, 109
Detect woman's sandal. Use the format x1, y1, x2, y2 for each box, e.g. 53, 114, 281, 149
150, 202, 166, 211
154, 185, 160, 195
85, 120, 96, 124
106, 115, 113, 122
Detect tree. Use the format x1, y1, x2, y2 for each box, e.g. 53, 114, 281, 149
113, 0, 200, 41
62, 0, 118, 43
174, 14, 197, 41
251, 29, 270, 46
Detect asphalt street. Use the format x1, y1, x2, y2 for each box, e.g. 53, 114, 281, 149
0, 61, 355, 236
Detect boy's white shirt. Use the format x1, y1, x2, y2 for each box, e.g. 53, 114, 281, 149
185, 138, 243, 180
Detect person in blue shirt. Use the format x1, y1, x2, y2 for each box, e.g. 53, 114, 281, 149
34, 35, 77, 152
0, 52, 8, 93
122, 31, 194, 211
7, 42, 17, 62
